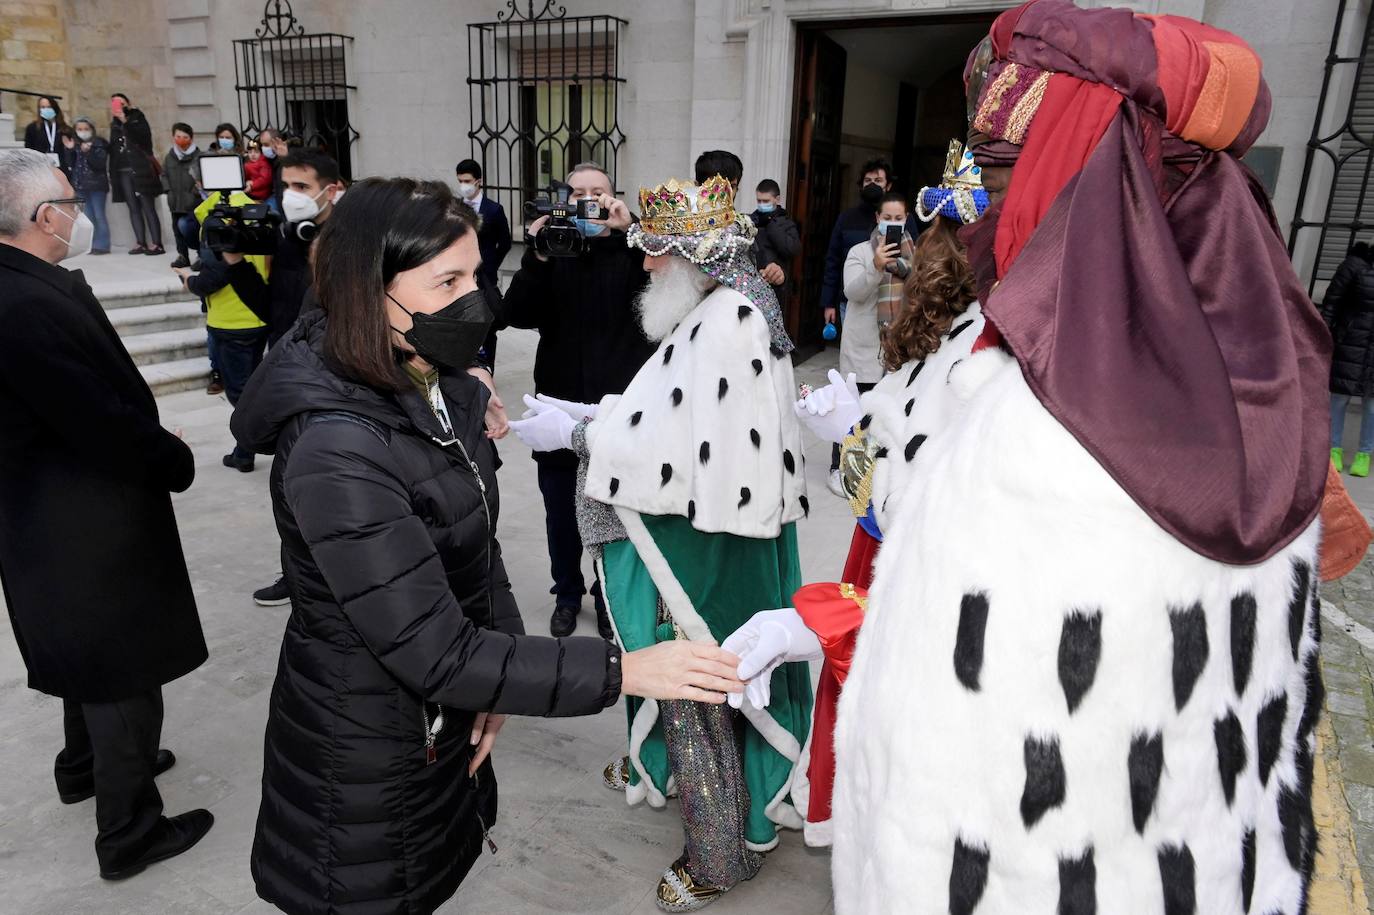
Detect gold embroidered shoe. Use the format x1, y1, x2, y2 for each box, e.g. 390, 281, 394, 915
602, 755, 678, 797
655, 857, 727, 912
602, 755, 630, 792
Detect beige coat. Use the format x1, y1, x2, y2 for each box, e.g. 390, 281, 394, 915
840, 240, 887, 384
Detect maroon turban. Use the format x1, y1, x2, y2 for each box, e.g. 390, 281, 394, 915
960, 0, 1331, 565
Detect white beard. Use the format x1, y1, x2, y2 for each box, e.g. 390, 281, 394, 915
635, 258, 714, 342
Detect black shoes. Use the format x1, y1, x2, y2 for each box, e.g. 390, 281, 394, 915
550, 604, 579, 637
253, 576, 291, 607
58, 749, 177, 805
170, 255, 191, 269
222, 453, 255, 473
99, 809, 215, 881
190, 258, 204, 271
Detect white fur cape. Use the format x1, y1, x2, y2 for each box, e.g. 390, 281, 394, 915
585, 286, 808, 539
832, 345, 1322, 914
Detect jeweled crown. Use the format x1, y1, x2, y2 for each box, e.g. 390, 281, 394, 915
638, 174, 738, 236
943, 140, 983, 189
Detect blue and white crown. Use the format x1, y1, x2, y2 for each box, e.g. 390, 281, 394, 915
916, 140, 990, 225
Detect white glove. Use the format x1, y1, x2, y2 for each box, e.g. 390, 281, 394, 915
508, 395, 576, 452
536, 393, 597, 421
721, 608, 823, 710
793, 369, 864, 444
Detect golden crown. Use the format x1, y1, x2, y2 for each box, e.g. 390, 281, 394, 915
943, 139, 984, 190
638, 174, 738, 236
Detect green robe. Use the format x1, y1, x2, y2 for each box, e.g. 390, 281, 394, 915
600, 513, 813, 849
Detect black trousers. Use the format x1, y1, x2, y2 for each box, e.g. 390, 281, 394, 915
209, 325, 269, 461
54, 689, 165, 870
114, 170, 163, 248
537, 459, 593, 609
169, 210, 193, 257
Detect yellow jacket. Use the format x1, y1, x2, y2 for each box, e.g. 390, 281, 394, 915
193, 191, 270, 331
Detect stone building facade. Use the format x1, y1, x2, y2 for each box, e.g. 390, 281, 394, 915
1, 0, 1366, 298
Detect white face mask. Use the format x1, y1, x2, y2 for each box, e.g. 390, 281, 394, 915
50, 205, 94, 260
281, 187, 329, 223
76, 130, 93, 142
456, 182, 478, 200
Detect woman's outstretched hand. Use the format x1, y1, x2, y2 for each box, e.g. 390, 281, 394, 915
621, 641, 745, 704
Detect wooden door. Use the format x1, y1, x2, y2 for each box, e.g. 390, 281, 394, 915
786, 32, 847, 351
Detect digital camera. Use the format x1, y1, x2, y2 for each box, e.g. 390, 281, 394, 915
198, 154, 282, 256
523, 182, 601, 257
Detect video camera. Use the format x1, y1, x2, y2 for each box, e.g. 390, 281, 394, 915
198, 154, 282, 256
523, 181, 601, 257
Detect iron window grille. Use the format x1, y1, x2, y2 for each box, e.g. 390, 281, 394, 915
467, 1, 628, 225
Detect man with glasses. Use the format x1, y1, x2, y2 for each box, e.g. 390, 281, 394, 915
0, 149, 214, 880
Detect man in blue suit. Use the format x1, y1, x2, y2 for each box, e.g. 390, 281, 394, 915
455, 158, 512, 287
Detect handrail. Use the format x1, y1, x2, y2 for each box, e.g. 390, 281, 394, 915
0, 87, 63, 116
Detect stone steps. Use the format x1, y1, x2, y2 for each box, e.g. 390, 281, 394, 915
124, 326, 208, 366
107, 299, 205, 335
139, 355, 214, 397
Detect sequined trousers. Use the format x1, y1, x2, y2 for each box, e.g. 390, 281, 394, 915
659, 697, 761, 889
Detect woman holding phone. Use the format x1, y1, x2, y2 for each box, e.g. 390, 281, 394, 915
108, 93, 165, 255
231, 177, 744, 915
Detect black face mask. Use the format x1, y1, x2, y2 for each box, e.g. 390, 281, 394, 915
859, 183, 885, 208
388, 288, 493, 372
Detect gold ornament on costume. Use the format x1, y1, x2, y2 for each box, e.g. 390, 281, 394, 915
638, 174, 738, 236
839, 425, 880, 520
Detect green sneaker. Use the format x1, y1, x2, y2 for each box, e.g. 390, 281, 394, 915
1332, 447, 1345, 473
1353, 452, 1371, 478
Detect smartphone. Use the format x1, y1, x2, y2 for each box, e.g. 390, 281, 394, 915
884, 224, 903, 250
200, 154, 246, 193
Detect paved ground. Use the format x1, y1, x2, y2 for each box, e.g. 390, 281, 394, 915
3, 249, 1374, 913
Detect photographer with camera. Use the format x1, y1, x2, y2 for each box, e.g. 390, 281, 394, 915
220, 150, 342, 347
502, 162, 654, 638
175, 153, 273, 473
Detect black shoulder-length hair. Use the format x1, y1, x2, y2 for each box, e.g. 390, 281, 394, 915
315, 177, 477, 390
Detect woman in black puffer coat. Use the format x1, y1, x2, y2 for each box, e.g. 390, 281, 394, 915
1323, 242, 1374, 476
231, 179, 745, 915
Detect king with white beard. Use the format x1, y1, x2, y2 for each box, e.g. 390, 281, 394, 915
513, 174, 812, 912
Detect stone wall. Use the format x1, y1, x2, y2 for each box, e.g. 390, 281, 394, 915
0, 0, 69, 142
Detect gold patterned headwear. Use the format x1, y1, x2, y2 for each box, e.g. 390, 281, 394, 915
637, 174, 737, 236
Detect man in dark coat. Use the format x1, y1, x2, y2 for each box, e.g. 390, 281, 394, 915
1322, 241, 1374, 475
818, 157, 922, 328
502, 162, 655, 638
0, 149, 213, 880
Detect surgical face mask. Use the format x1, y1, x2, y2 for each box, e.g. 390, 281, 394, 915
40, 107, 56, 121
456, 182, 478, 200
388, 288, 493, 372
76, 130, 93, 142
262, 146, 276, 160
174, 136, 192, 151
575, 218, 606, 238
50, 205, 94, 260
217, 137, 235, 150
282, 187, 328, 223
860, 183, 884, 208
878, 220, 905, 235
756, 202, 776, 214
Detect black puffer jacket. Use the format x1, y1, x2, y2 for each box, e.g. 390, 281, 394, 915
1322, 252, 1374, 397
232, 313, 622, 915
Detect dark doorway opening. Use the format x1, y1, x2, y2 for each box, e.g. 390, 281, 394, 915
785, 13, 997, 353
